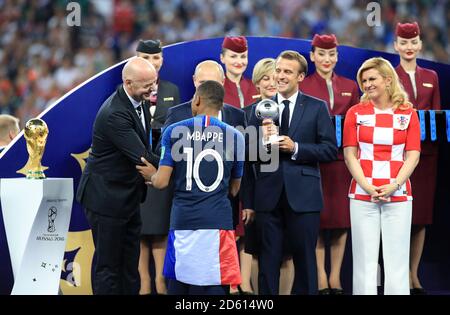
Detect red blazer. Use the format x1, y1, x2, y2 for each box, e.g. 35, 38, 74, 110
299, 72, 360, 115
223, 76, 259, 109
395, 64, 441, 110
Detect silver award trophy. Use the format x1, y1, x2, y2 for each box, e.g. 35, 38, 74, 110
255, 99, 283, 145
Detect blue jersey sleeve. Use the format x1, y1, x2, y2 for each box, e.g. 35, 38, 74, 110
232, 130, 245, 179
159, 125, 174, 167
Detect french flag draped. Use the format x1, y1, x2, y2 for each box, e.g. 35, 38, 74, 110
163, 229, 241, 286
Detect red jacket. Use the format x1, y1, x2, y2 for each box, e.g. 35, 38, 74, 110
299, 72, 359, 115
395, 64, 441, 110
223, 76, 259, 109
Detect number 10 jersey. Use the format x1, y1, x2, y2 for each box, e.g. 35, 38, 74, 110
159, 115, 244, 230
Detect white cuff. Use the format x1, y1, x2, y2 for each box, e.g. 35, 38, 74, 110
291, 142, 298, 160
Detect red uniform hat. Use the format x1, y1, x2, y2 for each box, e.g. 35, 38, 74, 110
311, 34, 338, 49
396, 22, 420, 39
222, 36, 248, 53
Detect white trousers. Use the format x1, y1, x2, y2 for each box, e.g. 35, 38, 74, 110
350, 199, 412, 295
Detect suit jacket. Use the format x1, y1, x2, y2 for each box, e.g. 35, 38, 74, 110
150, 79, 180, 129
76, 86, 159, 218
240, 101, 259, 209
223, 76, 259, 109
243, 102, 255, 121
243, 92, 337, 213
299, 71, 360, 115
395, 64, 440, 110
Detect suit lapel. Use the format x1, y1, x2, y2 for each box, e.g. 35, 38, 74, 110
118, 86, 147, 143
288, 92, 305, 137
272, 95, 279, 127
221, 106, 228, 123
398, 65, 417, 104
142, 102, 151, 146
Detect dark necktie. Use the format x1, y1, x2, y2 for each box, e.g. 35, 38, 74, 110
136, 103, 142, 119
280, 100, 290, 135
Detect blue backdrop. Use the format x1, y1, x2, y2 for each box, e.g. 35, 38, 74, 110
0, 37, 449, 294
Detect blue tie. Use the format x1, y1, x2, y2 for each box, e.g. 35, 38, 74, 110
280, 100, 290, 135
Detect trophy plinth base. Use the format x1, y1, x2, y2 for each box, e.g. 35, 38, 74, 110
0, 178, 73, 295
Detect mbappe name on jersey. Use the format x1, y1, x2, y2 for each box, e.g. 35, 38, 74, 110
187, 130, 223, 142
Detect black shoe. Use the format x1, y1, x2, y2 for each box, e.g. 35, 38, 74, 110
410, 288, 427, 295
237, 285, 254, 295
330, 288, 344, 295
318, 288, 331, 295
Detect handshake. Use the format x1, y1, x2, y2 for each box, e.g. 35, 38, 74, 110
136, 157, 157, 184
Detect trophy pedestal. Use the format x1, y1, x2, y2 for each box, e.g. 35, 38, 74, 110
0, 178, 73, 295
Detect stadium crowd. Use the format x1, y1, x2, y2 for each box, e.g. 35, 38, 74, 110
0, 0, 449, 126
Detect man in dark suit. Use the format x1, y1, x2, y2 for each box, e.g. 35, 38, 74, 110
76, 57, 159, 295
243, 50, 337, 295
162, 60, 253, 237
136, 39, 181, 295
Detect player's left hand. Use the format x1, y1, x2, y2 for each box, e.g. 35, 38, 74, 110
242, 209, 255, 225
277, 136, 295, 154
136, 157, 157, 181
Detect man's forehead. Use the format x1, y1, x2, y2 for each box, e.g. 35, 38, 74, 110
276, 58, 299, 69
196, 71, 221, 80
134, 75, 156, 83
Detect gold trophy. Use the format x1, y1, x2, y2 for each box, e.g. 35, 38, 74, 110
17, 118, 49, 179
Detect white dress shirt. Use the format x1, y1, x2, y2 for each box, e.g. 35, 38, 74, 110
124, 87, 146, 129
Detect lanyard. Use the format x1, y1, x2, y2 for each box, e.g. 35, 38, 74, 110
418, 110, 426, 141
335, 115, 342, 148
429, 110, 437, 141
149, 128, 153, 148
446, 110, 450, 142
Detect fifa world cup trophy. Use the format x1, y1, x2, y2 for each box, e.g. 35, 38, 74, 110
19, 118, 49, 179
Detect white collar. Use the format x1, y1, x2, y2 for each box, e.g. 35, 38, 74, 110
277, 91, 299, 106
123, 85, 141, 109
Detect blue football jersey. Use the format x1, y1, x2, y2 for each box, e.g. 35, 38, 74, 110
159, 115, 244, 230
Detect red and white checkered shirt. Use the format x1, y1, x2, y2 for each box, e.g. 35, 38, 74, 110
343, 102, 421, 202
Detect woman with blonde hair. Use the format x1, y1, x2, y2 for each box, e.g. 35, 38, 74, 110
343, 57, 421, 295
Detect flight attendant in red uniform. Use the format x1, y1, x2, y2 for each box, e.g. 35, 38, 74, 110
394, 22, 441, 295
299, 34, 359, 295
220, 36, 259, 109
220, 36, 258, 295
